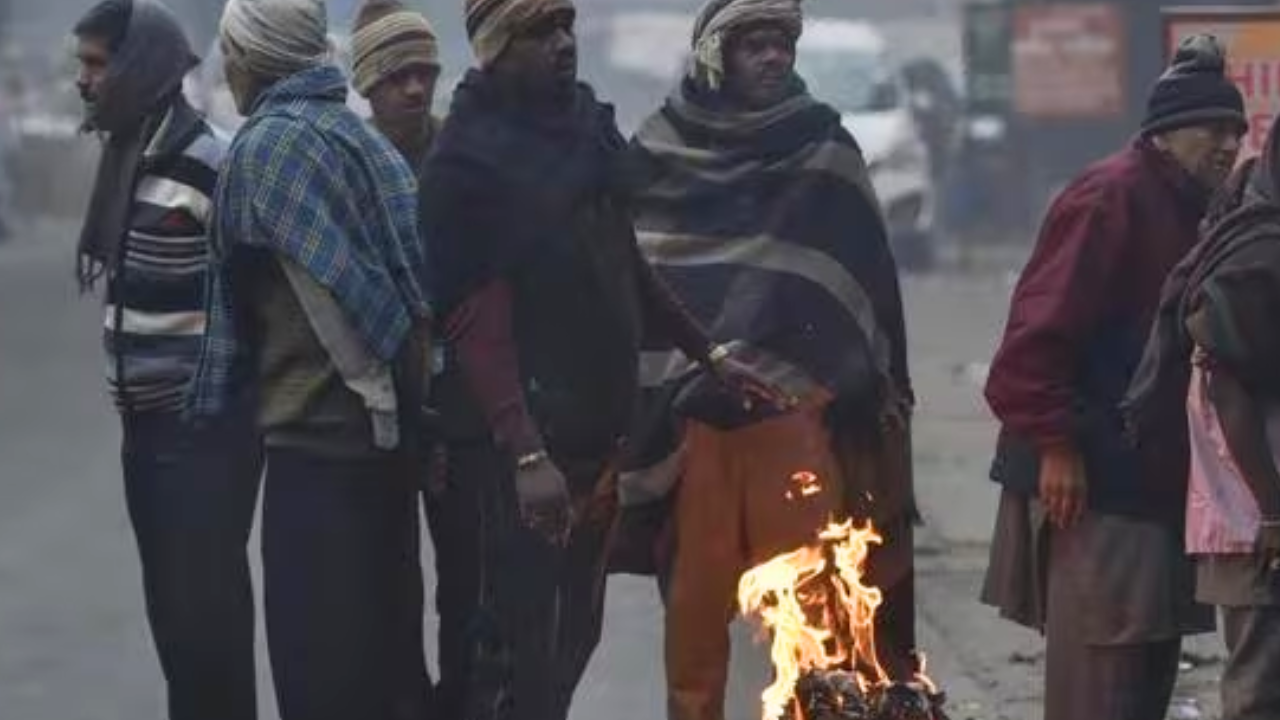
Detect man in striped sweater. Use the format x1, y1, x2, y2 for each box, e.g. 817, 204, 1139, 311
72, 2, 262, 719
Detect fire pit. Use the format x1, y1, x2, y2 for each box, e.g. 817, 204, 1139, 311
796, 671, 947, 720
737, 519, 948, 720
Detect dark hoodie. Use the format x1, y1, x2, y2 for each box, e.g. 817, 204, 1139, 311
76, 0, 199, 289
420, 70, 710, 468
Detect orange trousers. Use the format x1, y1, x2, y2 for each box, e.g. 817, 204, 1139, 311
664, 403, 846, 720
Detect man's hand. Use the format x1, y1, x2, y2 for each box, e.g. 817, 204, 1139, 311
1257, 521, 1280, 572
709, 347, 798, 412
1040, 445, 1088, 530
515, 455, 574, 547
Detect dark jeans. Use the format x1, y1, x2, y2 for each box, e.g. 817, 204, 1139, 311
423, 442, 484, 720
435, 441, 615, 720
262, 447, 432, 720
120, 406, 263, 720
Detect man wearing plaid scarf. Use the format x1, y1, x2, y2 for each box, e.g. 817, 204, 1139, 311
191, 0, 435, 717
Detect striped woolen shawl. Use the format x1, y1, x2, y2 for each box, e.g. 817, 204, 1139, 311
620, 81, 911, 505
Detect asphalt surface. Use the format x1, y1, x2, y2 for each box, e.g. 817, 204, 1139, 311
0, 222, 1229, 720
0, 222, 779, 720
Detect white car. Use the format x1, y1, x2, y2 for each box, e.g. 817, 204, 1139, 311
797, 19, 936, 269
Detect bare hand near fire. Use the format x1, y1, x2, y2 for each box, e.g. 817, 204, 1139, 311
711, 352, 797, 412
516, 458, 574, 547
1040, 445, 1087, 530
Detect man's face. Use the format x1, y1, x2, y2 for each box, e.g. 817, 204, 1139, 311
723, 23, 796, 110
368, 64, 439, 127
75, 35, 112, 111
1159, 120, 1245, 192
493, 9, 577, 102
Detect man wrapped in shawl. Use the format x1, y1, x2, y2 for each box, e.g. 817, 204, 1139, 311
625, 1, 917, 717
190, 0, 434, 717
1125, 119, 1280, 720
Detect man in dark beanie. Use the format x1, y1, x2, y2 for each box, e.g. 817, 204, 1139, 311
71, 1, 262, 718
982, 35, 1245, 720
351, 0, 442, 171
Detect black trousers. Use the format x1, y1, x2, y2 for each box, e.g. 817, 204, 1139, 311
121, 405, 263, 720
424, 442, 483, 720
432, 440, 615, 720
262, 447, 432, 720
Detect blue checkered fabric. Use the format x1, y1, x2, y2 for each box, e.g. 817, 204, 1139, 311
189, 65, 429, 417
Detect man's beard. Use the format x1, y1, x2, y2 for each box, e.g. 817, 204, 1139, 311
78, 87, 102, 132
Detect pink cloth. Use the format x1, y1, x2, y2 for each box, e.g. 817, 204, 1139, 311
1185, 359, 1280, 554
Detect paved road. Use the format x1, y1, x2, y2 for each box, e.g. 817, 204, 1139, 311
0, 223, 1227, 720
0, 223, 778, 720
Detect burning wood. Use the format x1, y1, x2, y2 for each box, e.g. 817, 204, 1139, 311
737, 517, 948, 720
796, 671, 947, 720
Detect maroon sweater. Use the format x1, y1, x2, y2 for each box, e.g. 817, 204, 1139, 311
986, 140, 1208, 516
446, 268, 712, 458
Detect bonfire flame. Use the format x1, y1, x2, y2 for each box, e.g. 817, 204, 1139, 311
738, 518, 888, 720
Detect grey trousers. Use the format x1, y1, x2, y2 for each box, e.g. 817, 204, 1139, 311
984, 492, 1211, 720
1045, 551, 1182, 720
1042, 508, 1200, 720
1044, 631, 1181, 720
1222, 607, 1280, 720
1198, 556, 1280, 720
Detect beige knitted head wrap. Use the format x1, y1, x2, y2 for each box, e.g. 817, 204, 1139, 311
351, 0, 439, 96
690, 0, 802, 89
220, 0, 331, 82
464, 0, 574, 68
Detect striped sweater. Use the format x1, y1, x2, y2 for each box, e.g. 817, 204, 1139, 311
104, 100, 228, 415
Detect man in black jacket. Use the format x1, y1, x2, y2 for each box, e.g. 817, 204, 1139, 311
419, 1, 776, 717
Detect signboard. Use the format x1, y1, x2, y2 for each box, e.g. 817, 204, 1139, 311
963, 2, 1014, 115
1165, 8, 1280, 159
1013, 4, 1126, 119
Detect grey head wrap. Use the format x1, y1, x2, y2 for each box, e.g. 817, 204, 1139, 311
220, 0, 330, 82
76, 0, 198, 290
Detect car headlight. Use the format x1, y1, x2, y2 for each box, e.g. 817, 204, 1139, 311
966, 115, 1006, 142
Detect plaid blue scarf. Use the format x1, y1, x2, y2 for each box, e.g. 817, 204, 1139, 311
189, 65, 429, 417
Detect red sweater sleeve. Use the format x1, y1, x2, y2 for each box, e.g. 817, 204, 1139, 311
985, 191, 1128, 448
444, 279, 543, 456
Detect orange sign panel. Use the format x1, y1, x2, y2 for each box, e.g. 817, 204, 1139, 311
1014, 4, 1126, 119
1166, 9, 1280, 158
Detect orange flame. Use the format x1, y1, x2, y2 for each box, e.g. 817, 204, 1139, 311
737, 518, 889, 720
786, 471, 823, 500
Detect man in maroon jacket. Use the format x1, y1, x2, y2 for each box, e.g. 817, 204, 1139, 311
982, 36, 1245, 720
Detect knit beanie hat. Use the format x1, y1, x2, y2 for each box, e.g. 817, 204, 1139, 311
351, 0, 439, 96
464, 0, 573, 68
1142, 34, 1246, 137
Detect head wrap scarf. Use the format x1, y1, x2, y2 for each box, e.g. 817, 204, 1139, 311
351, 0, 439, 96
220, 0, 330, 82
464, 0, 574, 68
689, 0, 802, 90
76, 0, 198, 290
